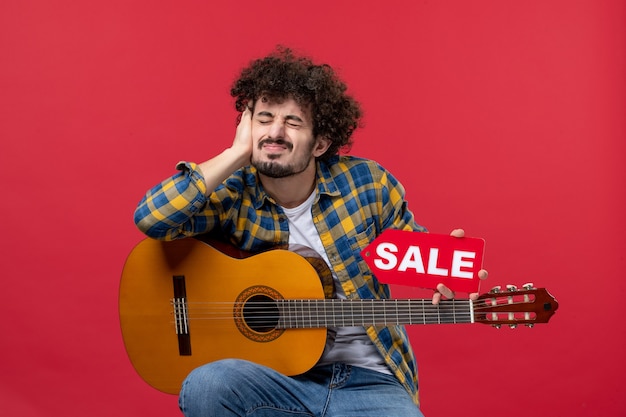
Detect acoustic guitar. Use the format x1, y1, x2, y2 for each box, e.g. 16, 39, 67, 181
119, 238, 558, 394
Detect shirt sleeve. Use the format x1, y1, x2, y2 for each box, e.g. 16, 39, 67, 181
133, 161, 212, 240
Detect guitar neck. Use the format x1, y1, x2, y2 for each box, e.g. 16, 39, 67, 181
276, 298, 473, 328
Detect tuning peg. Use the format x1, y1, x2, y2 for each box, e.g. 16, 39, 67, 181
509, 324, 518, 329
522, 283, 535, 290
490, 286, 502, 293
506, 284, 518, 292
525, 323, 535, 328
492, 324, 501, 329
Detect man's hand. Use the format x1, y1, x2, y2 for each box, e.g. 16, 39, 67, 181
431, 228, 489, 305
231, 103, 254, 164
197, 101, 255, 194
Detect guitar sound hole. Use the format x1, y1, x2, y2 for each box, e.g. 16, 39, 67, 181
243, 295, 279, 333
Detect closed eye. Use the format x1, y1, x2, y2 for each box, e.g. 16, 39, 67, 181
255, 115, 273, 125
285, 115, 304, 128
254, 112, 306, 128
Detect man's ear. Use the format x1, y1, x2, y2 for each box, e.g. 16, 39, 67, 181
313, 137, 331, 157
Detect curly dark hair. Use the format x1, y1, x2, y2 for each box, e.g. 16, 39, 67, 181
230, 46, 362, 160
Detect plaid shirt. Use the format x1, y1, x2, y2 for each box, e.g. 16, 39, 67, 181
134, 155, 427, 404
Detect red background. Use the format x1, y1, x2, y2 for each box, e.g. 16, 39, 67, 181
1, 1, 624, 416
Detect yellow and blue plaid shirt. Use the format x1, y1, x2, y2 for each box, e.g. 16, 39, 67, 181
134, 155, 427, 404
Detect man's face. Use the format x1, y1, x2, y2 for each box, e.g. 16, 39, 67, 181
250, 97, 322, 178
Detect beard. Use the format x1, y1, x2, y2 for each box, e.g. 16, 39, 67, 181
252, 157, 312, 178
252, 138, 316, 178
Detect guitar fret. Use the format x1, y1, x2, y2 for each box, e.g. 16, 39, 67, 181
302, 300, 307, 328
276, 300, 283, 328
317, 300, 322, 327
450, 303, 455, 322
395, 300, 400, 322
315, 299, 321, 327
307, 300, 317, 328
297, 301, 306, 327
350, 300, 355, 326
324, 303, 328, 327
292, 299, 298, 328
282, 299, 289, 328
398, 300, 408, 326
305, 299, 310, 328
281, 299, 288, 328
303, 299, 310, 328
295, 299, 301, 328
407, 303, 413, 324
381, 299, 387, 325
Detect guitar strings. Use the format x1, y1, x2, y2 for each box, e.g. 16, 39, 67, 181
180, 299, 528, 312
168, 299, 532, 327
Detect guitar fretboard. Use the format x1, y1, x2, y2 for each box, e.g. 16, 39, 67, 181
276, 298, 474, 328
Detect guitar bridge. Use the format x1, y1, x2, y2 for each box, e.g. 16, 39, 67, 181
172, 275, 191, 356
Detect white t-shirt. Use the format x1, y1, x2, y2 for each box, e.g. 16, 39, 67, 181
280, 191, 391, 374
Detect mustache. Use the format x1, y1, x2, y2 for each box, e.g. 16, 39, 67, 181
258, 138, 293, 150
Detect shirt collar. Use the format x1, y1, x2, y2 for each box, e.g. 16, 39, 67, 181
244, 166, 271, 209
315, 158, 341, 197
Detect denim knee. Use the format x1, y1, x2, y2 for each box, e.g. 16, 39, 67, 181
182, 359, 245, 393
179, 359, 249, 416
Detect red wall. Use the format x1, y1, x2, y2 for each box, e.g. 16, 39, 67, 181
1, 1, 624, 416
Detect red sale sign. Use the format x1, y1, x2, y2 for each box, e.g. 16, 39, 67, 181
361, 230, 485, 293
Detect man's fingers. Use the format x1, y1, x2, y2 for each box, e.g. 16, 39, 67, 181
432, 291, 442, 305
437, 283, 455, 298
439, 231, 488, 303
433, 283, 455, 305
450, 228, 465, 238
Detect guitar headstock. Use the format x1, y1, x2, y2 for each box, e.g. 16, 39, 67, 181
474, 284, 559, 328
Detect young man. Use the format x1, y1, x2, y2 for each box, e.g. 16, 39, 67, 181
134, 47, 486, 417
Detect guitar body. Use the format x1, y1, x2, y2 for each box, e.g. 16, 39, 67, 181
119, 238, 329, 394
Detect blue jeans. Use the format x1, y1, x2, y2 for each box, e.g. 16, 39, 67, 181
179, 359, 424, 417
